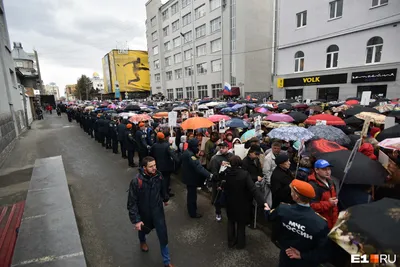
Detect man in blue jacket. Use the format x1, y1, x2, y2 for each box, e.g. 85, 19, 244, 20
127, 156, 174, 267
264, 179, 330, 267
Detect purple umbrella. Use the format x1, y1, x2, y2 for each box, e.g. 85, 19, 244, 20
265, 113, 295, 123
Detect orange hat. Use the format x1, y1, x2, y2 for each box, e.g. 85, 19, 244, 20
290, 179, 315, 199
126, 123, 132, 129
157, 132, 165, 140
139, 122, 145, 127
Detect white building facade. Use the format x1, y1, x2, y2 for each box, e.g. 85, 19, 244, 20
273, 0, 400, 101
145, 0, 274, 100
91, 72, 104, 94
45, 83, 60, 100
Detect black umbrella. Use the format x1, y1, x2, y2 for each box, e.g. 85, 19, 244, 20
376, 124, 400, 141
288, 111, 308, 123
125, 104, 141, 111
368, 99, 389, 107
344, 117, 364, 127
344, 106, 380, 117
388, 110, 400, 119
316, 150, 388, 185
277, 103, 293, 111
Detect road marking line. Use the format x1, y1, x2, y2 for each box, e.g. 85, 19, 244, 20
22, 214, 47, 221
12, 252, 84, 266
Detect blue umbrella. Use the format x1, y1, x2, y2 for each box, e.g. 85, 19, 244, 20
221, 107, 234, 113
232, 104, 244, 110
240, 129, 257, 142
267, 126, 314, 141
226, 118, 249, 128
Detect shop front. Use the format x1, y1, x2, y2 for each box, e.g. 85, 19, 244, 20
351, 68, 397, 99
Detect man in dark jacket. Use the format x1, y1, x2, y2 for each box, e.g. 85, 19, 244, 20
104, 115, 112, 149
181, 138, 212, 218
127, 156, 174, 267
265, 179, 329, 267
109, 116, 119, 154
209, 141, 233, 222
117, 118, 128, 159
271, 153, 295, 209
124, 124, 137, 167
136, 122, 149, 165
150, 132, 179, 197
242, 145, 263, 183
97, 115, 106, 146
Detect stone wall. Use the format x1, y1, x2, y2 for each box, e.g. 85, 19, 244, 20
0, 112, 17, 167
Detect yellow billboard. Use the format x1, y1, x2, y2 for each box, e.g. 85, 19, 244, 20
102, 55, 111, 93
109, 50, 150, 93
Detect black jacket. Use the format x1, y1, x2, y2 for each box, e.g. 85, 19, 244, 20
103, 119, 111, 135
220, 167, 264, 223
97, 118, 106, 133
124, 129, 135, 151
150, 141, 178, 172
117, 123, 126, 141
242, 156, 263, 183
127, 169, 169, 246
108, 121, 118, 139
135, 129, 148, 152
270, 166, 295, 209
181, 149, 210, 186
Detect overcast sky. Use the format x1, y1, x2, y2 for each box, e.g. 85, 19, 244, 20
4, 0, 149, 96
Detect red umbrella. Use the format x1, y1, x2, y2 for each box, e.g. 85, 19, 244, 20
345, 100, 359, 105
306, 139, 348, 155
304, 114, 346, 126
208, 114, 231, 123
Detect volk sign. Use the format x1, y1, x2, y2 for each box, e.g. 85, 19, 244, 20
283, 73, 348, 87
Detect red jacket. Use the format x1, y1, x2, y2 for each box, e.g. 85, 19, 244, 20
308, 172, 338, 229
359, 143, 377, 160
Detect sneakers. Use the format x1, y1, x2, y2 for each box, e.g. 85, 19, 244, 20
140, 242, 149, 252
216, 214, 222, 222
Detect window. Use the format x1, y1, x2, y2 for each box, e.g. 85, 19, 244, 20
286, 89, 303, 100
296, 11, 307, 28
166, 71, 173, 81
175, 69, 183, 79
151, 16, 157, 26
182, 13, 191, 26
171, 2, 179, 15
162, 9, 169, 21
198, 85, 208, 98
197, 62, 207, 75
210, 17, 221, 33
372, 0, 388, 7
152, 31, 158, 41
230, 0, 236, 52
195, 5, 206, 19
186, 86, 194, 98
165, 56, 172, 67
211, 38, 221, 53
195, 24, 206, 39
174, 53, 182, 64
176, 88, 184, 99
294, 51, 304, 72
366, 36, 383, 64
212, 83, 222, 98
167, 88, 174, 100
184, 49, 192, 60
210, 0, 221, 11
173, 37, 181, 48
326, 45, 339, 68
155, 74, 161, 82
172, 20, 180, 32
153, 46, 159, 55
185, 66, 193, 76
183, 31, 192, 43
211, 59, 222, 72
196, 44, 206, 57
329, 0, 343, 19
154, 59, 160, 70
163, 26, 169, 37
318, 87, 339, 102
182, 0, 191, 8
164, 41, 171, 51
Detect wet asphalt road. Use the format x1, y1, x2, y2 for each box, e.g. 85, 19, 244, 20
0, 114, 279, 267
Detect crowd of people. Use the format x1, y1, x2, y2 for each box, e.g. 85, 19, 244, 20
60, 97, 399, 267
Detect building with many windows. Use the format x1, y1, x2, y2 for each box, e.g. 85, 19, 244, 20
145, 0, 274, 100
273, 0, 400, 101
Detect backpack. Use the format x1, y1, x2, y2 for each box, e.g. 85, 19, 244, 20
136, 175, 163, 189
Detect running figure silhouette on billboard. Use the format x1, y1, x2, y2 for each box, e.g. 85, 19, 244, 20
123, 57, 149, 85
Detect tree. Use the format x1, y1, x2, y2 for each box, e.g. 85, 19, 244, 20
74, 75, 93, 100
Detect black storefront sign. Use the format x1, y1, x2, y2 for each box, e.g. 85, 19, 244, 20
351, 68, 397, 83
283, 73, 348, 87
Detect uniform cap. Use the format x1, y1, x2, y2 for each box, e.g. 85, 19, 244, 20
157, 132, 165, 140
275, 153, 289, 165
290, 179, 316, 199
139, 122, 145, 127
314, 159, 333, 169
127, 123, 132, 129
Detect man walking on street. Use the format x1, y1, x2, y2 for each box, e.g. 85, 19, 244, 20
117, 118, 128, 159
124, 124, 137, 168
136, 122, 149, 164
127, 156, 174, 267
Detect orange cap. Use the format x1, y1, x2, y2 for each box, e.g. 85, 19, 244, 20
157, 132, 165, 140
139, 122, 145, 127
290, 179, 315, 199
126, 123, 132, 129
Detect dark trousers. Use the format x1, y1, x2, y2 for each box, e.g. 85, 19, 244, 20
127, 150, 135, 166
99, 134, 105, 146
138, 150, 148, 166
186, 185, 198, 217
112, 139, 118, 153
227, 219, 246, 249
161, 171, 172, 192
212, 185, 222, 215
106, 135, 111, 148
119, 141, 127, 157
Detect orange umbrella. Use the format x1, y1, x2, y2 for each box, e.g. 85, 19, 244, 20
181, 117, 214, 130
153, 112, 169, 119
128, 114, 151, 123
